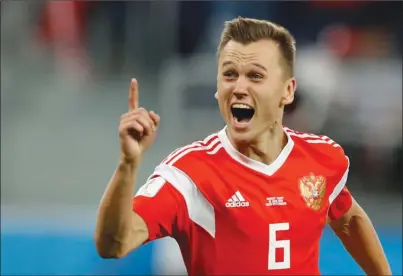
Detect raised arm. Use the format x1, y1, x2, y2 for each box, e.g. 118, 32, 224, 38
94, 79, 160, 258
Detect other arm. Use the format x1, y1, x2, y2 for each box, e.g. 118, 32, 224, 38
328, 188, 391, 275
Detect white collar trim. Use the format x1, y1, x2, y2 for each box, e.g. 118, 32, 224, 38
217, 126, 294, 176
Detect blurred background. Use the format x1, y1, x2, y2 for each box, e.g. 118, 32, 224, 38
1, 1, 402, 275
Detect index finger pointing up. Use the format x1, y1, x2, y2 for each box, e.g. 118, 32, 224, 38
128, 78, 139, 111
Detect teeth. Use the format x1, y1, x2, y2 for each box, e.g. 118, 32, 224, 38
232, 103, 252, 109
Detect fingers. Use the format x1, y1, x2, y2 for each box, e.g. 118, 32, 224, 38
128, 78, 139, 111
120, 108, 159, 137
135, 115, 154, 134
121, 120, 144, 134
149, 111, 160, 127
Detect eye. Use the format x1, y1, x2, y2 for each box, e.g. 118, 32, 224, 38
223, 71, 237, 79
249, 73, 263, 80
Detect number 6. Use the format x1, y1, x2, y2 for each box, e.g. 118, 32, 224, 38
268, 222, 290, 270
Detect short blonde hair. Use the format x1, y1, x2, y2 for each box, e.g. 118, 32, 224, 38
218, 17, 296, 78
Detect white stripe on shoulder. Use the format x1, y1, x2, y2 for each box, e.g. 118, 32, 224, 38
304, 137, 341, 147
304, 139, 332, 145
329, 156, 350, 204
163, 143, 202, 164
202, 132, 219, 144
163, 134, 220, 165
162, 133, 217, 163
135, 176, 166, 198
321, 136, 341, 147
288, 132, 321, 139
207, 144, 222, 155
154, 164, 216, 238
286, 129, 341, 148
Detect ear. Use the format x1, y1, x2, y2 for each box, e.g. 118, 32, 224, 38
214, 91, 218, 99
282, 78, 297, 105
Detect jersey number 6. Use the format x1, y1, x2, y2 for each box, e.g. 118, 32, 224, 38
268, 222, 290, 270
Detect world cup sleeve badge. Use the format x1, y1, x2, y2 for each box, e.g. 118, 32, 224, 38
299, 173, 327, 211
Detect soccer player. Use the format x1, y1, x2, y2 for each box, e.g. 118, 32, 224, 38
95, 17, 391, 275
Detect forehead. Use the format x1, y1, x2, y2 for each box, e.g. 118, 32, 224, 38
219, 39, 282, 67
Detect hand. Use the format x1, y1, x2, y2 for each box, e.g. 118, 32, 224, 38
118, 79, 160, 163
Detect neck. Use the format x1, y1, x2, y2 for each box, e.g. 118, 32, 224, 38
229, 123, 287, 165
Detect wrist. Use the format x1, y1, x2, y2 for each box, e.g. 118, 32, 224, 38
119, 155, 141, 167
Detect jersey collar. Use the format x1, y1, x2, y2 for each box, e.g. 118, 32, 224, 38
217, 126, 294, 176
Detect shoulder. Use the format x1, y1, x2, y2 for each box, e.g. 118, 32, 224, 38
285, 126, 346, 156
141, 131, 221, 200
147, 131, 224, 205
141, 133, 217, 237
146, 131, 222, 190
284, 127, 349, 169
160, 131, 223, 167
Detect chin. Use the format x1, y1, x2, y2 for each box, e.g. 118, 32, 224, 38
227, 124, 255, 144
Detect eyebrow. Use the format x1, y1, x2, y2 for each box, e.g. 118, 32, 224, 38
221, 61, 267, 72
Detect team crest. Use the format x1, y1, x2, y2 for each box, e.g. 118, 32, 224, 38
299, 173, 326, 211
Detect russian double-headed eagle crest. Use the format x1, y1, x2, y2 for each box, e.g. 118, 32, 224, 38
299, 173, 326, 211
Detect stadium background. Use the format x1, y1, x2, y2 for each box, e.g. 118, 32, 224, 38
1, 1, 401, 275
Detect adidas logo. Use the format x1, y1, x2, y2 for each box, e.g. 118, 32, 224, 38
225, 191, 250, 208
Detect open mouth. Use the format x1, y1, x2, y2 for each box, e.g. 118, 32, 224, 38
231, 103, 255, 123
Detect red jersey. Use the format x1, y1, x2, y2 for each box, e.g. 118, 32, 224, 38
133, 126, 353, 275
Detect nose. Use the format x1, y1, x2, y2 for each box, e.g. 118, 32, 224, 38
233, 77, 248, 99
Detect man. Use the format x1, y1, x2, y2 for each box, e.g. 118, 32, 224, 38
95, 17, 391, 275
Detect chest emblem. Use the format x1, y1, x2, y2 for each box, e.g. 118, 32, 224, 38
299, 173, 326, 211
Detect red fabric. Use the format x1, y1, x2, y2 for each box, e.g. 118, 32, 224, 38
131, 128, 350, 275
133, 181, 189, 243
328, 186, 353, 221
